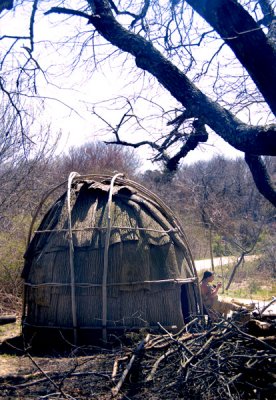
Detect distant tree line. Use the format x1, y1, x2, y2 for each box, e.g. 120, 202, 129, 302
142, 156, 275, 260
0, 140, 275, 301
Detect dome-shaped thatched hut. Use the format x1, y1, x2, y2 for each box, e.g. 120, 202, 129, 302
22, 173, 201, 343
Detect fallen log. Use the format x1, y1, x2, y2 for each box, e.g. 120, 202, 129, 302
246, 319, 276, 337
111, 334, 150, 397
0, 315, 16, 325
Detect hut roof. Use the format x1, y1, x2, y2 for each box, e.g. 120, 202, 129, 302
23, 173, 196, 279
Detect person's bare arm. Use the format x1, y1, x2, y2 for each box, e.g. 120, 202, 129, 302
210, 282, 222, 298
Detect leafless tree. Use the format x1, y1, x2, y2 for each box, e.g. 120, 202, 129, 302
155, 156, 275, 260
0, 112, 59, 220
0, 107, 60, 299
1, 1, 276, 205
57, 141, 141, 178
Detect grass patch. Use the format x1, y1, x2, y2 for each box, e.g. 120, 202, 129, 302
0, 320, 21, 342
224, 285, 275, 301
199, 257, 275, 301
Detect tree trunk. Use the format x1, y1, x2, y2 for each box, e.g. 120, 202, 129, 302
209, 227, 214, 272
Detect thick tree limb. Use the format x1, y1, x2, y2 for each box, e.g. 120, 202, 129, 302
46, 2, 276, 155
245, 153, 276, 207
46, 1, 276, 204
80, 0, 276, 157
186, 0, 276, 116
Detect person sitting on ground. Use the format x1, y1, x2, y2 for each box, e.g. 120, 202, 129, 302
200, 271, 246, 320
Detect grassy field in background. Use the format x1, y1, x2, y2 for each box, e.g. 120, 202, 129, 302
198, 258, 275, 301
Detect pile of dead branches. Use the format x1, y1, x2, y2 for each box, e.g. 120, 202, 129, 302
0, 314, 275, 399
126, 316, 275, 400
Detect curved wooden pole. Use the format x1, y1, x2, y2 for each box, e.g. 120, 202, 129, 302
67, 171, 80, 345
102, 173, 124, 341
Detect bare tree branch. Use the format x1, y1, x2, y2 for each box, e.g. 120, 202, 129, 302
166, 120, 208, 171
44, 7, 90, 20
257, 0, 275, 27
78, 1, 275, 157
1, 1, 275, 205
185, 0, 276, 116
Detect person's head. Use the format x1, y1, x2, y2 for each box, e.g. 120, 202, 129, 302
201, 271, 214, 282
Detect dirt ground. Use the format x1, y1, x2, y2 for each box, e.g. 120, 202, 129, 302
0, 322, 180, 400
0, 297, 275, 400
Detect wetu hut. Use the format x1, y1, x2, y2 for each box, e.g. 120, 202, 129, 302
22, 173, 201, 343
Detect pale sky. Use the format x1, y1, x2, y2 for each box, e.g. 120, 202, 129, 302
1, 3, 244, 170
